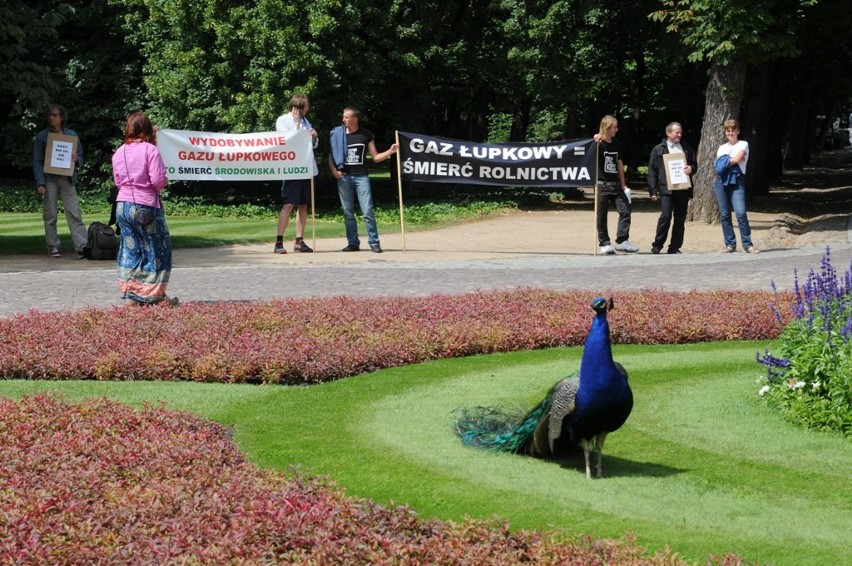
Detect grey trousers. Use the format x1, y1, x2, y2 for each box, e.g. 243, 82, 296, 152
43, 175, 87, 252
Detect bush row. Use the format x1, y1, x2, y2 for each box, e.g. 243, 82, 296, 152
0, 289, 793, 384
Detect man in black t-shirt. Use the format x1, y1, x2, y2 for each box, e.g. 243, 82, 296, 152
593, 115, 638, 255
328, 106, 398, 253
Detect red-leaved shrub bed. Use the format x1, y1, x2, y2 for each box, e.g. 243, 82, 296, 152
0, 394, 743, 565
0, 289, 793, 385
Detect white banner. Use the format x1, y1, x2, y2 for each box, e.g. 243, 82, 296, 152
157, 128, 314, 181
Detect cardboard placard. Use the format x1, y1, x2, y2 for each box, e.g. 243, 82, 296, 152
43, 133, 78, 176
663, 152, 691, 190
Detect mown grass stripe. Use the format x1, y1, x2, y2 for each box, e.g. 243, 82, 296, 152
1, 341, 849, 565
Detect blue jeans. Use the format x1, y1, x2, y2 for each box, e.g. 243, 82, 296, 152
713, 177, 753, 249
337, 174, 379, 247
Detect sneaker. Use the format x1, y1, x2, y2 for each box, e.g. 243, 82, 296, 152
599, 245, 615, 255
614, 240, 639, 253
721, 246, 735, 253
370, 244, 383, 253
342, 244, 360, 252
274, 242, 286, 254
76, 250, 86, 259
49, 248, 61, 258
744, 246, 761, 254
293, 240, 313, 253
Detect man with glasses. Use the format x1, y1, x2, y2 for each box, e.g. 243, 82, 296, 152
32, 104, 87, 258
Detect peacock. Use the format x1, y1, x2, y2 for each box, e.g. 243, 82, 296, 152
454, 297, 632, 478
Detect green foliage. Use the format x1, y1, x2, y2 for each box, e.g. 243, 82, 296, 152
650, 0, 819, 64
486, 112, 513, 143
757, 249, 852, 437
758, 313, 852, 437
3, 0, 851, 220
0, 0, 144, 183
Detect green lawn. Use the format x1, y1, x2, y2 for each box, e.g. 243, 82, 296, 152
1, 340, 849, 565
0, 212, 398, 254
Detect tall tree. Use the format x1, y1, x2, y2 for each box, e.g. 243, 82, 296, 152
651, 0, 817, 223
0, 0, 143, 183
0, 0, 74, 174
781, 0, 852, 167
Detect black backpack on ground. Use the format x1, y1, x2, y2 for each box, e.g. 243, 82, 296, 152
84, 221, 118, 260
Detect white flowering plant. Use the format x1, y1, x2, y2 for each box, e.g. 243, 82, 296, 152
757, 247, 852, 438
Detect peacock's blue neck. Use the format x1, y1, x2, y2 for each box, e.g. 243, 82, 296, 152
578, 313, 616, 391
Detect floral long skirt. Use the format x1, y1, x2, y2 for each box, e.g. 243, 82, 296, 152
115, 201, 172, 304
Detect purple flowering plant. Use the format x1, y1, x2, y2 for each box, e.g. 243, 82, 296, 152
757, 247, 852, 437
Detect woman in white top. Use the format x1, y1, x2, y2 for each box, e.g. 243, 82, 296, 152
713, 119, 759, 253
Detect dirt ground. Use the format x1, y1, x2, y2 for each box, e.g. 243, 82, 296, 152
4, 156, 850, 272
171, 171, 851, 268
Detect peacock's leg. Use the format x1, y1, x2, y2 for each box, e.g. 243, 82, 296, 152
594, 432, 608, 478
580, 438, 593, 479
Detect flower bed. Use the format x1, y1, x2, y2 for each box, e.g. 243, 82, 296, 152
0, 289, 792, 385
758, 248, 852, 437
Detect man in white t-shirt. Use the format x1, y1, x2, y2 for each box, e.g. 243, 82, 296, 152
274, 93, 318, 254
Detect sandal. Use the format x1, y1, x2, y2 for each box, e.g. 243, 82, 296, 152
744, 246, 761, 254
721, 246, 735, 253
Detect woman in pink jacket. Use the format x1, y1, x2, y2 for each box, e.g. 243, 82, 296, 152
111, 112, 177, 306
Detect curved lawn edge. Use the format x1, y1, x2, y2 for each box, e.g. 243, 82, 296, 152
2, 342, 849, 565
349, 342, 850, 565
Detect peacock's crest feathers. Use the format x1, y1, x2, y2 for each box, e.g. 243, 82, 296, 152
591, 296, 613, 314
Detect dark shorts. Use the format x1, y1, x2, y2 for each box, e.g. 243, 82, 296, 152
281, 179, 311, 206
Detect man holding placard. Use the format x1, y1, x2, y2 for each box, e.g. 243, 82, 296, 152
32, 104, 87, 258
647, 122, 697, 255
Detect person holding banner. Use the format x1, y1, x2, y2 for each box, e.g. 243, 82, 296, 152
112, 111, 177, 306
274, 93, 318, 254
329, 106, 398, 253
647, 122, 697, 254
32, 104, 88, 258
594, 115, 638, 255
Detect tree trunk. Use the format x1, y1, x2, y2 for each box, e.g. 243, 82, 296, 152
742, 62, 773, 197
816, 110, 834, 150
763, 63, 789, 185
628, 45, 647, 172
509, 98, 531, 142
784, 60, 813, 169
688, 58, 748, 224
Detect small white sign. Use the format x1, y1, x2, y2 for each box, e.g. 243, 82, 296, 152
663, 153, 692, 190
43, 133, 78, 177
50, 140, 74, 170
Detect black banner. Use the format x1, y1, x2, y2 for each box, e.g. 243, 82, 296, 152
398, 132, 596, 188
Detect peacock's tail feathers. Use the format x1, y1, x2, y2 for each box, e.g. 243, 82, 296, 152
454, 372, 578, 454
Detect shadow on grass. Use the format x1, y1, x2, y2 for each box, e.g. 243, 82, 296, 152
553, 451, 686, 478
